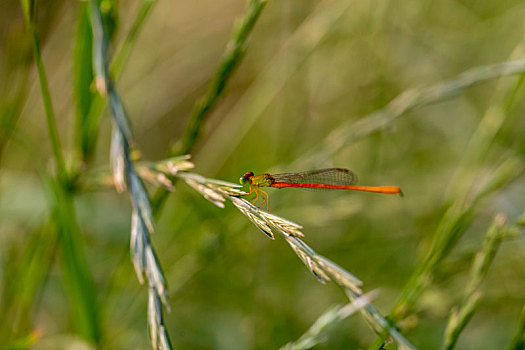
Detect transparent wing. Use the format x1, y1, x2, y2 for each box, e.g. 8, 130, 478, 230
271, 168, 358, 186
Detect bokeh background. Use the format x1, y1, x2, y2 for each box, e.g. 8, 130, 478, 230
1, 0, 525, 349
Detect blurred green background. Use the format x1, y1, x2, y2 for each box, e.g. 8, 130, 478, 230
1, 0, 525, 349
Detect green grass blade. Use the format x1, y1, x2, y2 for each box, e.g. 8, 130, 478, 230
73, 2, 96, 162
49, 177, 101, 344
170, 0, 268, 157
392, 157, 524, 321
442, 294, 481, 350
111, 0, 155, 79
0, 223, 56, 345
2, 331, 40, 350
0, 79, 28, 165
442, 214, 508, 350
151, 0, 267, 214
508, 305, 525, 350
20, 0, 66, 182
20, 1, 101, 344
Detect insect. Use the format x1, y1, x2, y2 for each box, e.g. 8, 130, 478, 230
239, 168, 403, 211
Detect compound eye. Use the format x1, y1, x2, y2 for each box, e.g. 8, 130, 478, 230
239, 176, 247, 185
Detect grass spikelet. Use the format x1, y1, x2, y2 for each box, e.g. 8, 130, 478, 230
442, 213, 509, 350
229, 196, 275, 238
148, 287, 172, 350
315, 255, 363, 294
131, 209, 146, 284
110, 125, 126, 192
261, 211, 304, 238
184, 178, 227, 208
159, 155, 195, 175
89, 1, 173, 348
145, 245, 170, 308
128, 165, 155, 233
280, 292, 378, 350
285, 238, 330, 283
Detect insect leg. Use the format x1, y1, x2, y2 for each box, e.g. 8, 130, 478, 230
251, 188, 260, 206
258, 189, 269, 211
